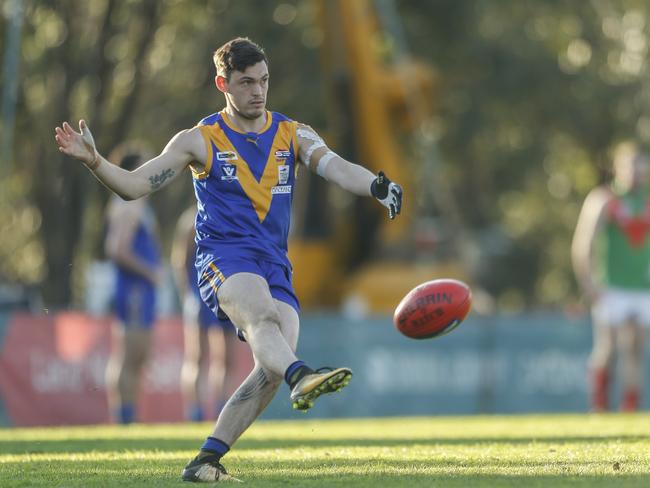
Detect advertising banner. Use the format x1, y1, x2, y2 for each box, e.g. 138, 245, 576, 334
0, 312, 253, 426
1, 311, 647, 426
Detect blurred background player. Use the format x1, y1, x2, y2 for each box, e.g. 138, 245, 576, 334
104, 147, 162, 424
172, 205, 236, 422
572, 142, 650, 412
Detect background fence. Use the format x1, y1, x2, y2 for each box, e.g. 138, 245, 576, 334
1, 311, 646, 426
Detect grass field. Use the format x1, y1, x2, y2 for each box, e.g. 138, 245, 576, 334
1, 413, 649, 487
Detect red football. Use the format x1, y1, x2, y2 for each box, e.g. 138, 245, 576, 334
393, 279, 472, 339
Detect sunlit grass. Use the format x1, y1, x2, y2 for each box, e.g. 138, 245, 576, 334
1, 414, 649, 486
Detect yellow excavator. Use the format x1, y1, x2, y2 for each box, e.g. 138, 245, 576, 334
289, 0, 468, 313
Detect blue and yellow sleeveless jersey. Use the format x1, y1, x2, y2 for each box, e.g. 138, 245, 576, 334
191, 110, 299, 274
112, 202, 160, 327
114, 203, 160, 284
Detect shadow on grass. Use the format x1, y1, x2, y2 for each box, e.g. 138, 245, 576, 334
0, 433, 647, 455
0, 457, 647, 488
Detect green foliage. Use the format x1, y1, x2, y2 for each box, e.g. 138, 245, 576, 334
1, 414, 649, 486
398, 0, 650, 307
2, 0, 323, 306
5, 0, 650, 307
0, 174, 44, 285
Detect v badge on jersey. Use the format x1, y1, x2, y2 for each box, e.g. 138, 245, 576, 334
196, 111, 297, 223
220, 164, 238, 182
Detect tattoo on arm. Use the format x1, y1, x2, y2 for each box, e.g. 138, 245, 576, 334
229, 368, 270, 405
149, 168, 175, 190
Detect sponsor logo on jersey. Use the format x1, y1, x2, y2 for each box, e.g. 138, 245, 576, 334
271, 185, 292, 194
278, 165, 290, 185
220, 164, 238, 182
275, 150, 291, 161
217, 151, 238, 161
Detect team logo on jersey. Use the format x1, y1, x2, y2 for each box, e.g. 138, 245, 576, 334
216, 151, 238, 161
278, 165, 290, 185
275, 150, 291, 161
271, 185, 292, 194
220, 164, 238, 182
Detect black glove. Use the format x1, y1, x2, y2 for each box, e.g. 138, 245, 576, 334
371, 171, 403, 220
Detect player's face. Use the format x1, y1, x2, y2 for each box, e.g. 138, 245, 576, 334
615, 154, 649, 190
223, 62, 269, 120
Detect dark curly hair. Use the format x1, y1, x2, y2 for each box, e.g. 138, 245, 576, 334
213, 37, 267, 80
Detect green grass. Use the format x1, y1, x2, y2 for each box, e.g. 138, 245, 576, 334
1, 414, 649, 486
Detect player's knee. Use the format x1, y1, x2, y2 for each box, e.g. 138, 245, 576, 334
183, 349, 201, 363
281, 323, 299, 352
181, 361, 199, 380
590, 345, 614, 367
245, 308, 282, 333
593, 334, 613, 353
209, 351, 226, 366
626, 341, 644, 359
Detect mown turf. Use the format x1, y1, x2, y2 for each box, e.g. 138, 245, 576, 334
1, 414, 649, 487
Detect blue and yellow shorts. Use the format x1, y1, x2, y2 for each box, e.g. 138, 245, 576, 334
113, 276, 156, 328
197, 256, 300, 341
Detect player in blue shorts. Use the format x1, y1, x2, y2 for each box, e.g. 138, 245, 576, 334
172, 205, 237, 422
55, 37, 403, 482
104, 147, 162, 424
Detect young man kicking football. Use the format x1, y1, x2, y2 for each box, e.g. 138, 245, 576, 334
55, 37, 403, 482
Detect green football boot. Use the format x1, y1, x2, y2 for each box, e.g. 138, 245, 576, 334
290, 367, 353, 411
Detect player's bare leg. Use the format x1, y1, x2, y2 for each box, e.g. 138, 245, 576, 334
215, 273, 351, 411
182, 299, 297, 482
105, 325, 123, 422
181, 318, 205, 421
618, 322, 643, 411
589, 321, 615, 412
218, 329, 241, 407
210, 300, 299, 445
218, 273, 298, 375
106, 325, 151, 424
182, 277, 351, 482
207, 326, 229, 416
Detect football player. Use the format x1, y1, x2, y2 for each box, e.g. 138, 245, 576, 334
55, 37, 403, 482
572, 142, 650, 412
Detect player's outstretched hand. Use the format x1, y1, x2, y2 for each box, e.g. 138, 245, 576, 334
371, 171, 403, 220
54, 119, 97, 167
